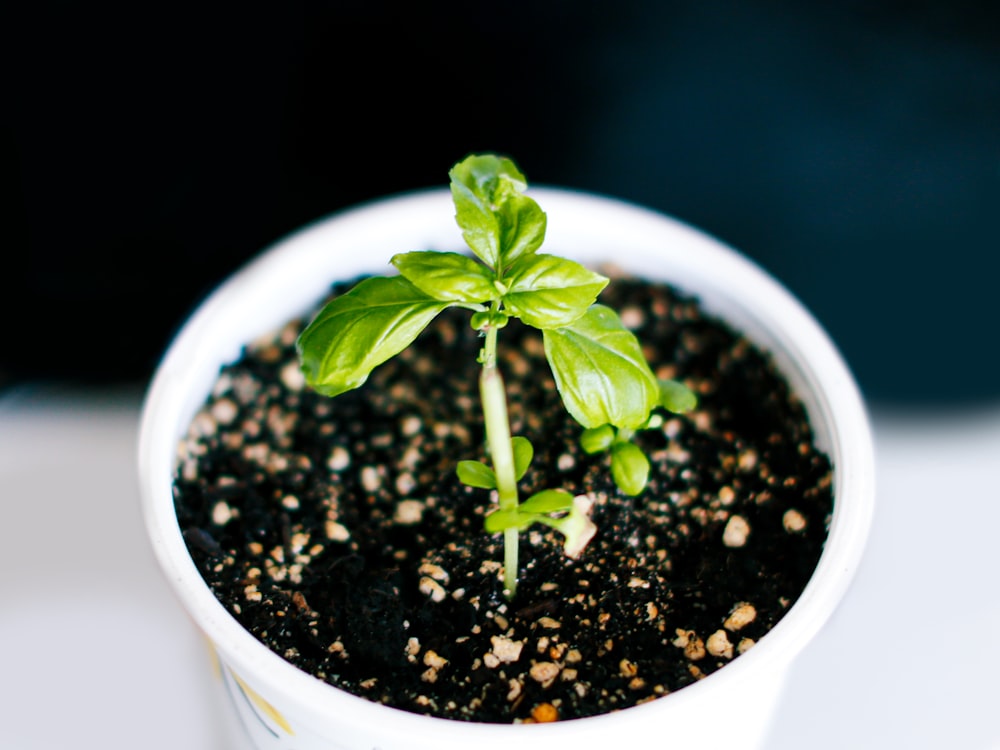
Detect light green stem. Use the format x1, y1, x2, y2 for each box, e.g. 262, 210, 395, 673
479, 314, 520, 597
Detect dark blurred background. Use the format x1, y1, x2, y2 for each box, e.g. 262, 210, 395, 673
4, 1, 998, 409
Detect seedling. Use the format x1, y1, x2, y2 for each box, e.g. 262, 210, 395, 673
296, 153, 695, 597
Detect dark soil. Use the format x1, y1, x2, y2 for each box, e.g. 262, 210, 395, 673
173, 272, 833, 724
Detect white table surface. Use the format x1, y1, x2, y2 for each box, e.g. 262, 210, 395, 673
2, 384, 998, 750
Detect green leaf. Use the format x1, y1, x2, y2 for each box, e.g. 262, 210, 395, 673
456, 460, 497, 490
296, 276, 450, 397
448, 154, 544, 269
449, 154, 526, 268
543, 305, 660, 429
391, 251, 496, 303
451, 153, 527, 199
495, 191, 546, 265
450, 180, 499, 267
580, 424, 615, 454
483, 491, 597, 558
470, 309, 510, 331
503, 254, 609, 329
484, 508, 534, 534
611, 442, 650, 496
511, 436, 534, 481
660, 378, 698, 413
519, 489, 574, 514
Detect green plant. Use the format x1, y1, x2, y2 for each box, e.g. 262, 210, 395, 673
296, 153, 695, 597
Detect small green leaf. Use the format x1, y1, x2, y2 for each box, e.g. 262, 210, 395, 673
450, 180, 500, 267
511, 436, 534, 481
470, 309, 510, 331
451, 153, 527, 198
580, 424, 615, 454
611, 442, 650, 496
391, 251, 496, 303
519, 489, 574, 514
483, 490, 594, 558
449, 154, 546, 269
660, 378, 698, 413
543, 305, 660, 429
484, 508, 534, 534
495, 191, 546, 265
503, 254, 609, 329
296, 276, 450, 397
456, 460, 497, 489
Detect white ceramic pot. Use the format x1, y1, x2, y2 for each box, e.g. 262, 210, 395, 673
138, 186, 875, 750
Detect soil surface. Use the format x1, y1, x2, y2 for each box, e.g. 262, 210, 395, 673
173, 272, 833, 724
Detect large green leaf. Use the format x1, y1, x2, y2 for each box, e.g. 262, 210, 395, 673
502, 254, 609, 329
296, 276, 450, 397
391, 250, 496, 303
543, 305, 660, 429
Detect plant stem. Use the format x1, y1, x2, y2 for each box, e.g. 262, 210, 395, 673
479, 313, 520, 597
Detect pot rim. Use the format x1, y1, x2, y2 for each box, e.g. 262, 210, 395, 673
137, 185, 875, 740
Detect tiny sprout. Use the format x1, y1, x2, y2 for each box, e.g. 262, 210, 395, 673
296, 153, 696, 597
579, 377, 698, 496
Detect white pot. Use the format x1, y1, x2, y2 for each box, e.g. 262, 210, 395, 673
138, 186, 875, 750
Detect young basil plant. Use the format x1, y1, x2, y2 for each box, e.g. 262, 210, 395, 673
296, 153, 696, 598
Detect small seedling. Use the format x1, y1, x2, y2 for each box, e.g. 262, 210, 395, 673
296, 153, 695, 597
